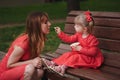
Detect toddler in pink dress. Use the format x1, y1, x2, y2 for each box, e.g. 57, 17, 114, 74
42, 11, 104, 76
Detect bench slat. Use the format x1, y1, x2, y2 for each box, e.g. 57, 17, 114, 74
58, 43, 71, 50
93, 26, 120, 40
44, 52, 61, 58
55, 48, 70, 55
67, 68, 120, 80
103, 59, 120, 68
98, 38, 120, 52
64, 24, 120, 40
94, 18, 120, 27
103, 52, 120, 60
100, 66, 120, 76
69, 11, 120, 18
41, 53, 53, 60
66, 16, 120, 28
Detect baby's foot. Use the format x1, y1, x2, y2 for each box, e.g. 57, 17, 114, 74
49, 65, 67, 76
42, 58, 55, 67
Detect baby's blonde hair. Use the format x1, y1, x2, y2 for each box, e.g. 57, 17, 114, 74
74, 12, 94, 34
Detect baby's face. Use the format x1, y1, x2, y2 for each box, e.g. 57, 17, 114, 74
74, 24, 85, 33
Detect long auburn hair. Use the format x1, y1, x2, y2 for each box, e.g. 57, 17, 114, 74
25, 12, 48, 58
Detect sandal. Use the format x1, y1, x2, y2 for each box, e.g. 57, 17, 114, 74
49, 65, 66, 76
41, 58, 55, 70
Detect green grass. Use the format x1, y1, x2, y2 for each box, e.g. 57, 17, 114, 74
0, 23, 65, 53
0, 2, 67, 24
0, 26, 25, 51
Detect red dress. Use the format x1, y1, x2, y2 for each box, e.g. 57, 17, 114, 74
0, 34, 30, 80
53, 32, 104, 69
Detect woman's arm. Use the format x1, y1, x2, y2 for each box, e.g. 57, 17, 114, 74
7, 46, 33, 68
7, 46, 42, 68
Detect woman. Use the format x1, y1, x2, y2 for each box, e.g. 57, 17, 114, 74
0, 12, 51, 80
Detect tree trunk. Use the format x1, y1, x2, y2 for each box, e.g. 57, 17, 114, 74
67, 0, 80, 12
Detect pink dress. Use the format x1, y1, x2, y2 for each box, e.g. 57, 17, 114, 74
53, 32, 104, 69
0, 34, 30, 80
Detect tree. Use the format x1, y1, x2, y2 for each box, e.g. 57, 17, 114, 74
67, 0, 80, 12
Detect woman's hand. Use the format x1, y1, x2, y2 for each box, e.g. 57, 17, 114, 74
54, 27, 61, 34
32, 57, 42, 69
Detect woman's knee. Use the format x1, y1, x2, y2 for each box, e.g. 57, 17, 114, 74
24, 64, 35, 80
25, 64, 35, 73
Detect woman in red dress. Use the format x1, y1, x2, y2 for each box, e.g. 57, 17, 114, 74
0, 12, 51, 80
42, 11, 104, 76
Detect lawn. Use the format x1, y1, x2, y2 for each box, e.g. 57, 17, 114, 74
0, 0, 120, 53
80, 0, 120, 11
0, 1, 67, 24
0, 23, 65, 53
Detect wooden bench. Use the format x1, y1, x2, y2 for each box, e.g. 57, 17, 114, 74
42, 11, 120, 80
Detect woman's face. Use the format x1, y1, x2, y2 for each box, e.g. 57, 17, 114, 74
41, 17, 51, 34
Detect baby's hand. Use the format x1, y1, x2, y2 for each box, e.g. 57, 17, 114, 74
54, 27, 61, 34
75, 45, 82, 51
70, 42, 82, 51
70, 42, 80, 47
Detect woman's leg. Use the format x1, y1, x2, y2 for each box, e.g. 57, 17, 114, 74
24, 64, 35, 80
0, 65, 26, 80
24, 64, 45, 80
0, 64, 45, 80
